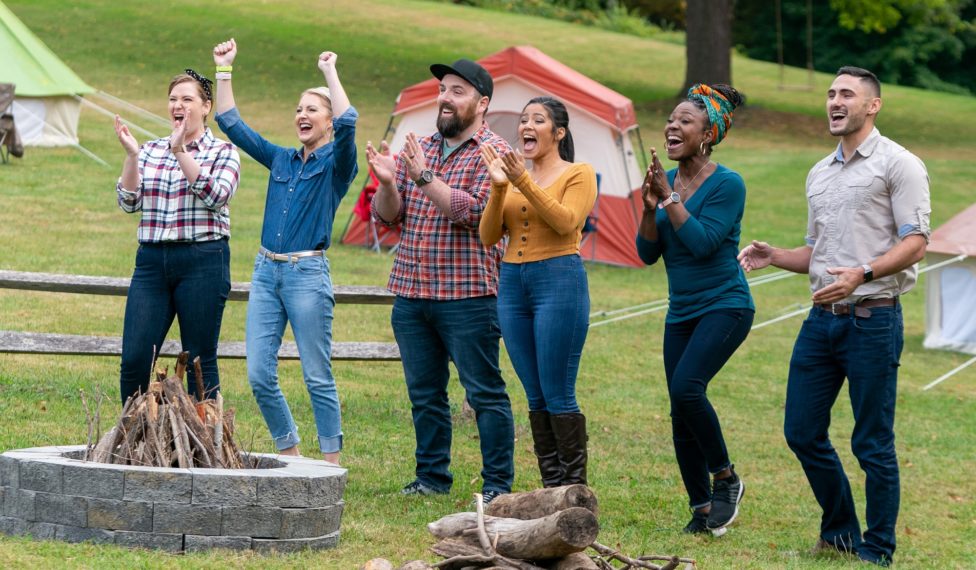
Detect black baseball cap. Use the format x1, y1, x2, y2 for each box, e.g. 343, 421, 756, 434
430, 59, 493, 100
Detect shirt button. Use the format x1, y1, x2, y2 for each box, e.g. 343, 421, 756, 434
523, 221, 529, 227
520, 236, 526, 242
521, 206, 527, 212
289, 188, 294, 192
517, 251, 523, 256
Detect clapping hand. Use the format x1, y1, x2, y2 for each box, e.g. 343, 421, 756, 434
114, 115, 139, 157
365, 140, 396, 187
499, 148, 526, 182
402, 132, 428, 182
480, 144, 508, 185
213, 38, 237, 66
737, 240, 774, 272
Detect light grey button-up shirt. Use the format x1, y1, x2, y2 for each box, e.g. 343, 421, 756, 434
805, 127, 931, 301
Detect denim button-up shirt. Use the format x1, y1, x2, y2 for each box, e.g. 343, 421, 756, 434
216, 106, 358, 253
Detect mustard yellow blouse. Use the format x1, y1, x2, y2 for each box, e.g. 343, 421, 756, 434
479, 163, 598, 263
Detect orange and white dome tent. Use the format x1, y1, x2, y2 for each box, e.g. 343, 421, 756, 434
341, 45, 647, 267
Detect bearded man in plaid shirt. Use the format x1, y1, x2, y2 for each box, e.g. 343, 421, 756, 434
367, 59, 514, 503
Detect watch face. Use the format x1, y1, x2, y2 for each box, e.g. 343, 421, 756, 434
671, 191, 680, 203
422, 170, 434, 183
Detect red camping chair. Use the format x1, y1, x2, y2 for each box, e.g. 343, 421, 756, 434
344, 165, 400, 252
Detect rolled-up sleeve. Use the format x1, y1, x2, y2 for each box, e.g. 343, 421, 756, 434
332, 107, 359, 195
889, 150, 931, 241
116, 145, 148, 213
188, 143, 240, 210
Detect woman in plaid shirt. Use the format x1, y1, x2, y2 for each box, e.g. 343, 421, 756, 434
113, 70, 241, 404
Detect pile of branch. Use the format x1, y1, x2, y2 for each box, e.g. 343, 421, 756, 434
86, 352, 243, 468
363, 485, 696, 569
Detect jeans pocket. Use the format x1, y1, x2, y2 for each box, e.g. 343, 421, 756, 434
853, 309, 894, 331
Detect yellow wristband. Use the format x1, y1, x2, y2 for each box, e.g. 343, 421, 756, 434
215, 65, 233, 73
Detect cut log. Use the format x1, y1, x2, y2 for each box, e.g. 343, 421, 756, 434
431, 538, 545, 570
485, 485, 598, 520
428, 507, 598, 560
545, 552, 599, 570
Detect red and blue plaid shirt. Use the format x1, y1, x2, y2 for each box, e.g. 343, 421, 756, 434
117, 127, 240, 243
373, 122, 511, 300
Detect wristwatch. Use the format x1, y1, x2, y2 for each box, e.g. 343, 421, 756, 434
170, 143, 187, 154
861, 264, 874, 283
658, 191, 681, 209
414, 169, 434, 187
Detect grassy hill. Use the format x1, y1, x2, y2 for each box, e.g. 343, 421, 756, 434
1, 0, 974, 568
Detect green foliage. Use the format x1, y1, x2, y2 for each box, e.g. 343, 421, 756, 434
735, 0, 976, 94
2, 0, 976, 567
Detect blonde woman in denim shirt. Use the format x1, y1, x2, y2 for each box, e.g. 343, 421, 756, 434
212, 39, 357, 464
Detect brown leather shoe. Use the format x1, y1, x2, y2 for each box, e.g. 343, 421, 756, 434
810, 537, 856, 557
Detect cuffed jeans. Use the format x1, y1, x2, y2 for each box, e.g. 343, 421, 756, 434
498, 255, 589, 414
785, 305, 903, 565
246, 253, 342, 454
663, 308, 753, 509
119, 239, 230, 403
392, 295, 515, 493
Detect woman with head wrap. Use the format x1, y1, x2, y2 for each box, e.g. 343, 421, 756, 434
212, 39, 357, 465
636, 84, 755, 536
113, 69, 240, 404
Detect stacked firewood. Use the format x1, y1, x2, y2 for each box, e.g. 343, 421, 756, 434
86, 352, 243, 469
363, 486, 697, 569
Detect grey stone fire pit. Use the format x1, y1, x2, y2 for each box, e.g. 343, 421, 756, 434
0, 446, 346, 553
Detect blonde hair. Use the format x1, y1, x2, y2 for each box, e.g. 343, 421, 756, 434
301, 87, 333, 115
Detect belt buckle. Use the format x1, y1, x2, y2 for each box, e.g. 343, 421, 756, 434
830, 303, 846, 315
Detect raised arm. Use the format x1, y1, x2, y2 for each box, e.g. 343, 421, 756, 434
317, 52, 350, 118
212, 38, 237, 116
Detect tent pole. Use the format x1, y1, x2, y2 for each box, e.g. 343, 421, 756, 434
922, 355, 976, 391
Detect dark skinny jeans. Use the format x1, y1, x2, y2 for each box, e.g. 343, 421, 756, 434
663, 308, 753, 508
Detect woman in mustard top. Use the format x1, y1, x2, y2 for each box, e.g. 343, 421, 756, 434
479, 96, 598, 487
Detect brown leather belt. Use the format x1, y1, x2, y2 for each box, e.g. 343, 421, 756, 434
814, 297, 898, 318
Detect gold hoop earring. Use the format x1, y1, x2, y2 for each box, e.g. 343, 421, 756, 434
699, 141, 707, 156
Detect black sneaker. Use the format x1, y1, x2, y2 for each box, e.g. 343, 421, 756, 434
684, 510, 728, 537
683, 510, 709, 534
482, 490, 504, 504
706, 468, 744, 531
400, 480, 448, 496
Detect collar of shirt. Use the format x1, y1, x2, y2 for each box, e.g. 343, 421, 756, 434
832, 126, 880, 164
184, 127, 216, 151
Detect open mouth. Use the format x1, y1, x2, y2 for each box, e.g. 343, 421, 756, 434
298, 122, 313, 134
830, 110, 847, 123
522, 134, 537, 152
439, 104, 456, 117
666, 136, 682, 151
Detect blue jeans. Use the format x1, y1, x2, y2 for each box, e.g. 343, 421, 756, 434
784, 305, 903, 565
391, 296, 515, 493
498, 255, 589, 414
246, 253, 342, 454
119, 239, 230, 403
663, 308, 753, 509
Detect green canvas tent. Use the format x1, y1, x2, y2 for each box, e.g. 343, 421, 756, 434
1, 1, 93, 146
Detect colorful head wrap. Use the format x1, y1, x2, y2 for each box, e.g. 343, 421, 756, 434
686, 84, 734, 146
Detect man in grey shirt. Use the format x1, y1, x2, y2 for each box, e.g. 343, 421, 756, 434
738, 66, 930, 567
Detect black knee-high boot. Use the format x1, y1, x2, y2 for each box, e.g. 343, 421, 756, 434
529, 410, 563, 488
551, 412, 588, 486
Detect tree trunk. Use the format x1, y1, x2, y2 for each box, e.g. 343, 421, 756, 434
428, 508, 599, 560
485, 485, 598, 520
683, 0, 734, 93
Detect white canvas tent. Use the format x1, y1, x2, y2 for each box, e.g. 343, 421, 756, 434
342, 45, 648, 267
1, 1, 94, 146
923, 203, 976, 355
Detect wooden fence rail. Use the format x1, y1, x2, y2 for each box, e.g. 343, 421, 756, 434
0, 270, 399, 361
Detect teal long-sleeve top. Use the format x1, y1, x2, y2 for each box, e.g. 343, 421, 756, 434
635, 163, 754, 323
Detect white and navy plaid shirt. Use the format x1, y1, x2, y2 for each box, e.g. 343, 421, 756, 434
116, 127, 240, 243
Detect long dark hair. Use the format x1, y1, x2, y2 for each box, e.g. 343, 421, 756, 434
524, 96, 574, 162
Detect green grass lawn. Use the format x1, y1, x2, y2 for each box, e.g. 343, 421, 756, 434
1, 0, 975, 568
